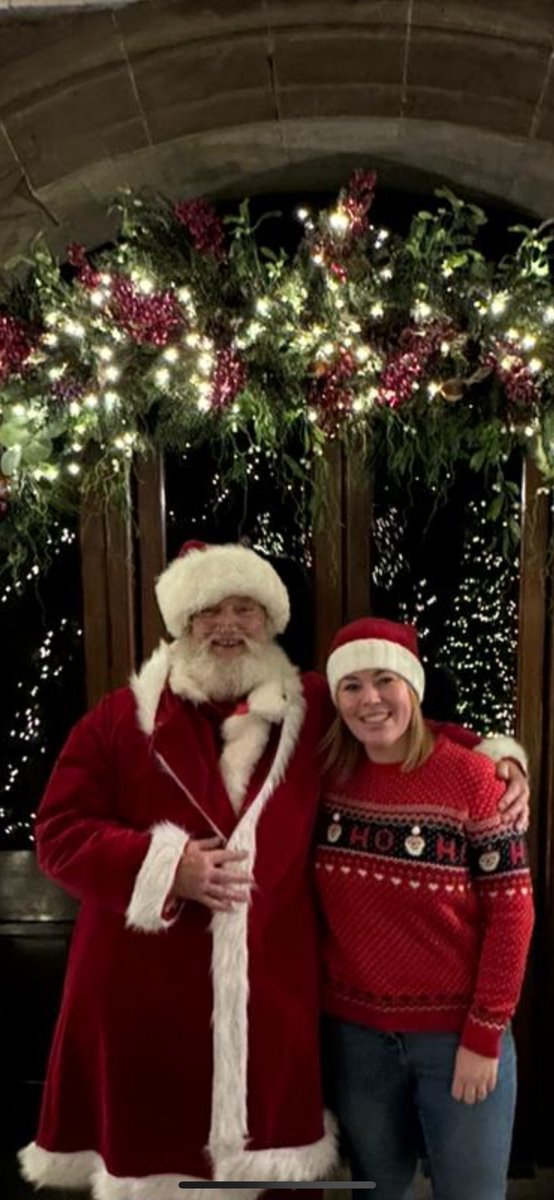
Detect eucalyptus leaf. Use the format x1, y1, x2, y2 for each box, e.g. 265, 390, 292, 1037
22, 436, 53, 465
1, 446, 22, 474
0, 423, 30, 448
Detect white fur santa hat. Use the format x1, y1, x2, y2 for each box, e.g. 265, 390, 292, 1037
327, 616, 425, 702
155, 539, 290, 637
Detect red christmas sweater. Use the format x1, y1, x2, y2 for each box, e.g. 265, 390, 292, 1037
315, 733, 534, 1057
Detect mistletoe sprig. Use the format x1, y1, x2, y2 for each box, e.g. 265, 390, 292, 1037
1, 170, 554, 576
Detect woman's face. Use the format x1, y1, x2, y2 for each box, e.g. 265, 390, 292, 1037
336, 668, 413, 762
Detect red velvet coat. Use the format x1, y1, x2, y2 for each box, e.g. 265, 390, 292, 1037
19, 643, 337, 1200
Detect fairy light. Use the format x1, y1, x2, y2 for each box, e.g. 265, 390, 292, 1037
197, 352, 214, 375
1, 533, 84, 843
413, 300, 432, 322
490, 294, 508, 316
328, 208, 350, 233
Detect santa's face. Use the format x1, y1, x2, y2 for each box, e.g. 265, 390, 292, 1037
190, 595, 268, 659
336, 668, 413, 763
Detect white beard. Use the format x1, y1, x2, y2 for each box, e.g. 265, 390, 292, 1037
168, 632, 284, 702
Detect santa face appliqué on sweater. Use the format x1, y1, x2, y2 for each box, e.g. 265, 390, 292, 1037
315, 733, 534, 1059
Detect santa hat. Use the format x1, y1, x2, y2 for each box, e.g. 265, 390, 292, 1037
326, 617, 425, 702
155, 539, 290, 637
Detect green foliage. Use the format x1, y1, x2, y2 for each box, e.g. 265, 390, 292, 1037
1, 174, 554, 578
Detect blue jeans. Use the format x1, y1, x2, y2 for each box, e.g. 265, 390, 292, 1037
322, 1017, 516, 1200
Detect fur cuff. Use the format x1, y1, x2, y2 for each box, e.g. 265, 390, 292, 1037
475, 735, 528, 775
19, 1142, 100, 1189
126, 821, 188, 932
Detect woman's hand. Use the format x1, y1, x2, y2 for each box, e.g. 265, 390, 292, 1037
172, 837, 253, 912
496, 759, 530, 833
451, 1045, 499, 1104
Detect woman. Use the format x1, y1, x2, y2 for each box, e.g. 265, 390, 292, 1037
316, 617, 534, 1200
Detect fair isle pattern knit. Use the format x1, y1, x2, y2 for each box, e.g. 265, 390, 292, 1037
315, 734, 534, 1058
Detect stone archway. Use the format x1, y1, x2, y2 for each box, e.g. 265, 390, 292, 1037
1, 0, 553, 267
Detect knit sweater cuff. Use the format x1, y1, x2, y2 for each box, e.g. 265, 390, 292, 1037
461, 1012, 505, 1058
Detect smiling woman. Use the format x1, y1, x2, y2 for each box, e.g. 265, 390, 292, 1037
316, 616, 534, 1200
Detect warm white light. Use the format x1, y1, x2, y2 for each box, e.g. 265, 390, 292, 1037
329, 209, 350, 233
490, 294, 508, 315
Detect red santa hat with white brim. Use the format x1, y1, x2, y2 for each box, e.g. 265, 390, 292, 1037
155, 539, 290, 637
326, 616, 425, 703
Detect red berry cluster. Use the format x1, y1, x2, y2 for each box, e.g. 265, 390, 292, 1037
378, 322, 453, 407
66, 243, 101, 289
485, 345, 540, 408
308, 347, 356, 429
174, 198, 227, 260
0, 313, 36, 382
311, 169, 378, 281
210, 347, 247, 408
110, 277, 185, 347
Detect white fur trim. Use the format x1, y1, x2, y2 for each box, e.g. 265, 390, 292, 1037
131, 642, 172, 735
215, 1111, 338, 1182
209, 672, 309, 1169
19, 1142, 101, 1189
219, 714, 271, 813
126, 821, 189, 932
475, 735, 528, 775
155, 544, 290, 637
327, 637, 425, 701
19, 1125, 336, 1195
220, 678, 293, 811
18, 1145, 254, 1200
93, 1167, 243, 1200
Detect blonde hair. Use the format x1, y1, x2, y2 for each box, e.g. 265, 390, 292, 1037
321, 683, 434, 781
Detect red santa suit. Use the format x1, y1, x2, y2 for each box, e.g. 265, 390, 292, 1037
19, 641, 336, 1199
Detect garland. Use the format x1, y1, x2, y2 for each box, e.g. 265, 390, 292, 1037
1, 170, 554, 576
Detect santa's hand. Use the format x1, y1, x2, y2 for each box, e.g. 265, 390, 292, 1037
172, 837, 253, 912
496, 759, 530, 833
451, 1045, 499, 1105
